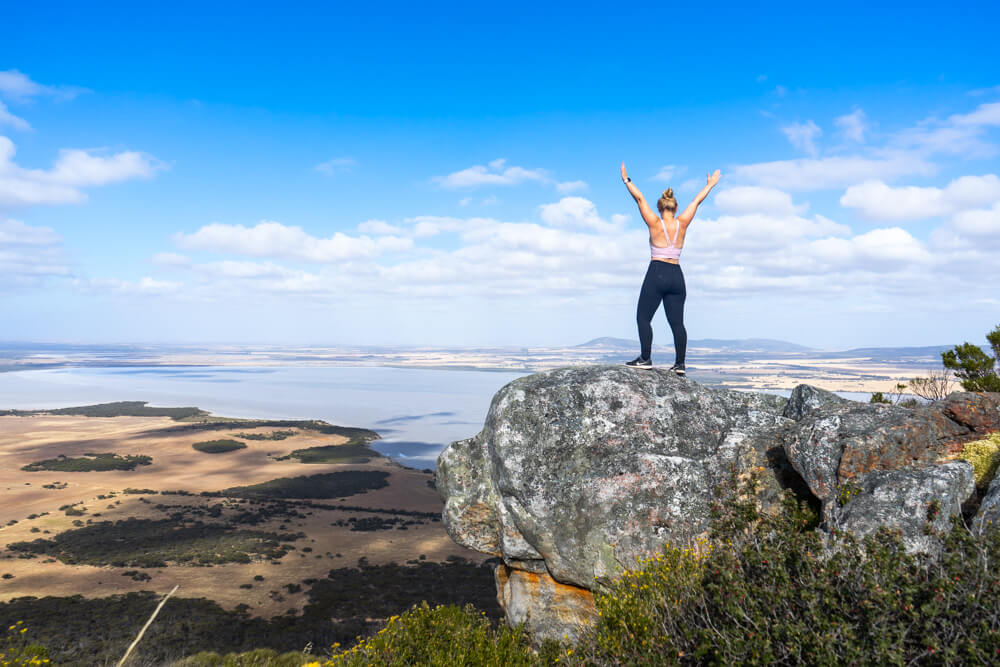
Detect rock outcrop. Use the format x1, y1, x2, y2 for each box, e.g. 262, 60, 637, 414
437, 365, 1000, 642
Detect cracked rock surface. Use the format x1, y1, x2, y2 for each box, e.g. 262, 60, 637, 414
437, 365, 1000, 641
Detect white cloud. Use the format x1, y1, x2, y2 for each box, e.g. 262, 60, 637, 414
0, 136, 163, 208
0, 69, 87, 102
196, 260, 297, 279
0, 218, 61, 245
152, 252, 192, 267
0, 102, 30, 131
835, 109, 867, 143
840, 174, 1000, 221
174, 220, 413, 262
48, 148, 161, 185
315, 157, 355, 175
407, 215, 466, 238
934, 201, 1000, 245
357, 219, 402, 235
892, 101, 1000, 158
694, 212, 849, 253
950, 101, 1000, 127
851, 226, 931, 264
556, 180, 588, 194
782, 120, 822, 156
715, 186, 808, 216
735, 99, 1000, 192
653, 165, 686, 182
951, 201, 1000, 236
436, 160, 549, 189
730, 153, 935, 191
74, 276, 182, 295
0, 218, 69, 285
538, 197, 625, 233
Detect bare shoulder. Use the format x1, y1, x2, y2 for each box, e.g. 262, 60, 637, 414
641, 213, 660, 228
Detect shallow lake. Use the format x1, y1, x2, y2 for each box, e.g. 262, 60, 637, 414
0, 365, 871, 469
0, 366, 530, 469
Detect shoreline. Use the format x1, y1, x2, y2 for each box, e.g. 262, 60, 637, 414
0, 358, 911, 396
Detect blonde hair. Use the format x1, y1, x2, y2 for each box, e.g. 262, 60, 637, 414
657, 188, 677, 215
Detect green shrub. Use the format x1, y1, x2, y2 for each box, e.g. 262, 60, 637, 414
174, 647, 310, 666
6, 518, 298, 567
274, 444, 375, 464
232, 430, 297, 441
213, 472, 389, 500
941, 324, 1000, 392
193, 440, 248, 454
1, 620, 51, 666
956, 432, 1000, 487
21, 452, 152, 472
321, 602, 537, 667
570, 472, 1000, 665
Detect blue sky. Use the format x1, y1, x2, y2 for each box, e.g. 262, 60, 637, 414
2, 1, 1000, 349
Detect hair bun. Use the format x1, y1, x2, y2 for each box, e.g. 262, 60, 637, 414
665, 188, 674, 198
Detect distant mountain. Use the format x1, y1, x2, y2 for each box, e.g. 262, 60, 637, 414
575, 337, 813, 353
574, 337, 638, 349
688, 338, 814, 353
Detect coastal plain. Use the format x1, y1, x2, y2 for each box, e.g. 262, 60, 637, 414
0, 410, 479, 621
0, 338, 951, 395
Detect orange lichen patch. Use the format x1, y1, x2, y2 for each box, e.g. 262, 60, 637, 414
939, 394, 1000, 433
495, 564, 597, 632
836, 416, 971, 482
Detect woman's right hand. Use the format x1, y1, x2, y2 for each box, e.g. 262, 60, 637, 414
707, 169, 721, 186
621, 161, 629, 183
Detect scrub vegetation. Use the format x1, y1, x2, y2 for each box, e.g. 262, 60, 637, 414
273, 444, 376, 465
956, 432, 1000, 489
941, 323, 1000, 392
7, 518, 300, 567
0, 559, 499, 666
186, 472, 1000, 666
20, 453, 152, 472
232, 430, 296, 441
209, 472, 390, 500
192, 440, 247, 454
0, 401, 208, 420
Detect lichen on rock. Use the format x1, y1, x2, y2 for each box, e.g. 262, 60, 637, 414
437, 365, 1000, 642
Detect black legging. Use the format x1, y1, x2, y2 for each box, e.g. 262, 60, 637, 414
636, 261, 687, 364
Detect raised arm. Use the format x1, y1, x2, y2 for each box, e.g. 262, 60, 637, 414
676, 169, 721, 226
620, 162, 660, 226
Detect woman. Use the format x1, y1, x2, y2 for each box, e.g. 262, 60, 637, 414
621, 162, 721, 375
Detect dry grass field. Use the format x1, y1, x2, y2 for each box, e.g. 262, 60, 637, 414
0, 412, 480, 620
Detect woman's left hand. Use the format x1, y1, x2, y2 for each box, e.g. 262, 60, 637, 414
620, 161, 629, 183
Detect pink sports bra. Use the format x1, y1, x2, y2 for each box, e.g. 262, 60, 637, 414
650, 218, 681, 260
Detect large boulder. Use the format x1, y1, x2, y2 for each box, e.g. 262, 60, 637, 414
836, 461, 974, 553
438, 365, 795, 640
781, 392, 1000, 527
437, 366, 998, 642
439, 366, 790, 588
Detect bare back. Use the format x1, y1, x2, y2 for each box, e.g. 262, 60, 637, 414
648, 216, 687, 259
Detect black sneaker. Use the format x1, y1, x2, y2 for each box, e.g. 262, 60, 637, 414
669, 363, 686, 376
625, 356, 652, 369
